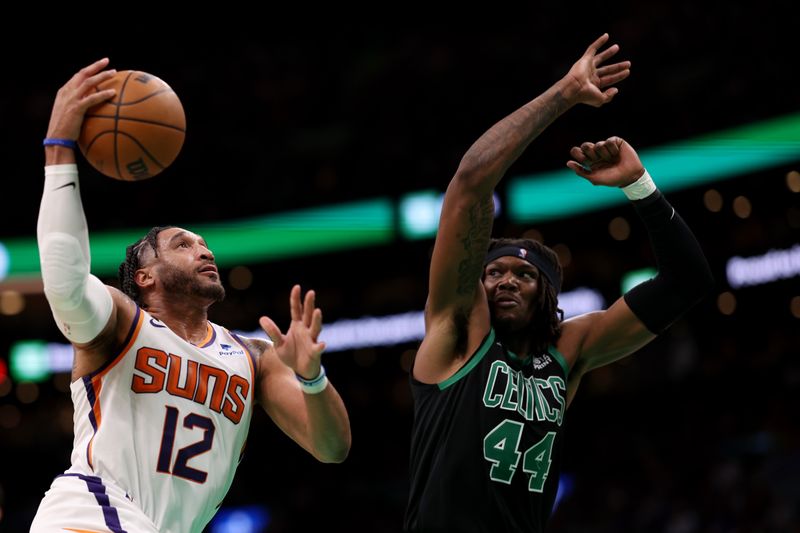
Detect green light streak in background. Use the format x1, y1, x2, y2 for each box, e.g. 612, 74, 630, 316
508, 112, 800, 222
2, 112, 799, 281
2, 199, 393, 278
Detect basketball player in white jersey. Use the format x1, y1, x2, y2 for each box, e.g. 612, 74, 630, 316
30, 58, 351, 533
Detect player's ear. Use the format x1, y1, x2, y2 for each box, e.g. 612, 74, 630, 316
135, 267, 155, 289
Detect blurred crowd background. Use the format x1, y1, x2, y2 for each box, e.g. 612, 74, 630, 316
1, 4, 798, 532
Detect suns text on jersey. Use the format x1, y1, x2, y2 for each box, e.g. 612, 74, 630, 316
131, 347, 249, 424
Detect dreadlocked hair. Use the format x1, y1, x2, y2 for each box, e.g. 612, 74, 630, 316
118, 226, 175, 307
487, 237, 564, 354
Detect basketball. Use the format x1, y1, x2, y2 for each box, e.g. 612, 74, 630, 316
78, 70, 186, 181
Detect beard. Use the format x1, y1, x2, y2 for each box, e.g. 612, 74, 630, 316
158, 263, 226, 303
490, 310, 525, 334
489, 302, 535, 334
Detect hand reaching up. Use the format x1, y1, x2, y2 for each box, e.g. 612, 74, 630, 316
564, 34, 631, 108
259, 285, 326, 380
47, 58, 117, 141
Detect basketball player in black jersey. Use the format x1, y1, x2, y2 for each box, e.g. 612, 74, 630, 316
405, 34, 713, 532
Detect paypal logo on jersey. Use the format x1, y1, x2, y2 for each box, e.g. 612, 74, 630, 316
219, 343, 245, 357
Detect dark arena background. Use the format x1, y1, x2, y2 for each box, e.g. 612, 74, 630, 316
1, 4, 799, 532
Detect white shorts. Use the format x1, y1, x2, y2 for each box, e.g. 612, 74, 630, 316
29, 473, 159, 533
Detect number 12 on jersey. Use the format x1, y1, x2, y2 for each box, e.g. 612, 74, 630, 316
483, 420, 556, 492
157, 406, 216, 483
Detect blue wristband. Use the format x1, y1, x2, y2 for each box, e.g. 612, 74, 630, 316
43, 138, 78, 149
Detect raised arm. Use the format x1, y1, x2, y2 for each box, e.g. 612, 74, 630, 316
416, 34, 631, 382
38, 58, 138, 379
256, 285, 351, 463
562, 137, 714, 402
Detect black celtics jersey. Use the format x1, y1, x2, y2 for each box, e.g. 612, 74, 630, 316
405, 329, 570, 533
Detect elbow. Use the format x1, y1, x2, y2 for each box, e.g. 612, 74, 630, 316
40, 234, 90, 310
671, 265, 715, 311
450, 167, 481, 194
671, 254, 715, 306
316, 436, 351, 464
452, 154, 500, 193
320, 450, 349, 465
455, 152, 482, 182
626, 266, 715, 335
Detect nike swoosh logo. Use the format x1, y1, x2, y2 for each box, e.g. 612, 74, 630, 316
150, 318, 166, 328
54, 181, 76, 191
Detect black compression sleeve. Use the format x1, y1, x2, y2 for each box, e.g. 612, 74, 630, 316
623, 190, 714, 334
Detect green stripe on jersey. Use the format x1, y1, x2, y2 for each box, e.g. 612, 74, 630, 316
438, 329, 496, 391
548, 346, 570, 378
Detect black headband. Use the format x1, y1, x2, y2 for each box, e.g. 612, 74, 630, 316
484, 245, 561, 294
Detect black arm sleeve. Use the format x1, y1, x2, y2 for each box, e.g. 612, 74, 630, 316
623, 190, 715, 334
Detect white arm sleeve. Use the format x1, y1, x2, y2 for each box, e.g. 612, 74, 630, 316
37, 164, 113, 343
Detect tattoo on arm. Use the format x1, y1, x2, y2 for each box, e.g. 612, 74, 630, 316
242, 337, 268, 358
456, 195, 494, 295
502, 90, 568, 164
448, 89, 568, 300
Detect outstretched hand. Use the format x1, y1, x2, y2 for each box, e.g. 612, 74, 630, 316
565, 33, 631, 108
46, 58, 117, 141
259, 285, 326, 380
566, 136, 645, 187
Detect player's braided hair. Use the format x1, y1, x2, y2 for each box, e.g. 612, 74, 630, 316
118, 226, 175, 307
487, 238, 564, 354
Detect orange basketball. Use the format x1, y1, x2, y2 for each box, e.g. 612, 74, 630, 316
79, 70, 186, 181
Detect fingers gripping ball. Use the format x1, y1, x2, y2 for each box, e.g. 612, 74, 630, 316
78, 70, 186, 181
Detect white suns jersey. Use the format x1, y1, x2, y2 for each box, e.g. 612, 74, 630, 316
66, 306, 256, 533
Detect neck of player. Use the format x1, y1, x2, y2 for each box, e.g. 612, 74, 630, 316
144, 294, 213, 345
